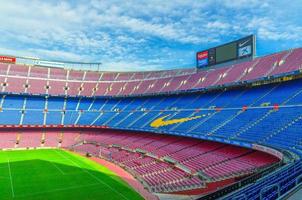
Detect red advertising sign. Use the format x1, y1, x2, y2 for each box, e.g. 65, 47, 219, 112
0, 56, 16, 63
197, 51, 208, 60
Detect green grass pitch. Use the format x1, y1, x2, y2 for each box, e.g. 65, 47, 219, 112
0, 149, 143, 200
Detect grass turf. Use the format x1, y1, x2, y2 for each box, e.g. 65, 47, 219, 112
0, 149, 143, 200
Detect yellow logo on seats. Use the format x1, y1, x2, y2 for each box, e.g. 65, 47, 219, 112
150, 114, 203, 128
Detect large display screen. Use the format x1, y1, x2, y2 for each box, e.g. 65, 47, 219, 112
196, 35, 255, 68
216, 42, 237, 63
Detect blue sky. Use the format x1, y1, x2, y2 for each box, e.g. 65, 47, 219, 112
0, 0, 301, 71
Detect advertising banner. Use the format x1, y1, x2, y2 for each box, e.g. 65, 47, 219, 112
196, 51, 209, 68
0, 56, 16, 63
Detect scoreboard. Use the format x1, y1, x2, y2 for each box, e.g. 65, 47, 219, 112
196, 35, 255, 68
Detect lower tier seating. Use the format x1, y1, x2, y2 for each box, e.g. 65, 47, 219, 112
69, 130, 279, 193
0, 129, 280, 194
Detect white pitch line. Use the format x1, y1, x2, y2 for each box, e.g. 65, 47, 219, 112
50, 161, 65, 175
54, 149, 130, 200
7, 158, 15, 198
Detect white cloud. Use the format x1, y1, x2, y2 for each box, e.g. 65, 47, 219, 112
0, 0, 300, 71
28, 49, 90, 62
101, 61, 163, 72
206, 21, 231, 30
220, 0, 270, 9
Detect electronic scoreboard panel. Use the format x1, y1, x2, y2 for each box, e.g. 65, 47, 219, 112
196, 35, 255, 68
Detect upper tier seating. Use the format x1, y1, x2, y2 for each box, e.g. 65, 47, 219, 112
1, 48, 301, 97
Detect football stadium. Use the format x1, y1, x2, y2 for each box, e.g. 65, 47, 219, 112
0, 1, 302, 200
0, 37, 302, 200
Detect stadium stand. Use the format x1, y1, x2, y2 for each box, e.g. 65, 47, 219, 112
0, 48, 301, 98
0, 47, 302, 199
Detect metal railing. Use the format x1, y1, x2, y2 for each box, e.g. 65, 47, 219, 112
15, 56, 102, 71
